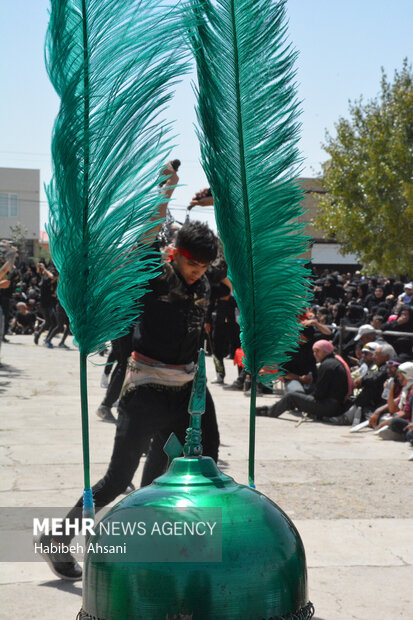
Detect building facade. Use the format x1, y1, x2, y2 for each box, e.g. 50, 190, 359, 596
298, 177, 360, 273
0, 167, 40, 241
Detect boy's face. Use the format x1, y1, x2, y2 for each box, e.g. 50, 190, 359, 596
173, 250, 210, 286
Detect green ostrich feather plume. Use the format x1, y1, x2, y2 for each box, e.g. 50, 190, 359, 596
45, 0, 189, 512
189, 0, 311, 485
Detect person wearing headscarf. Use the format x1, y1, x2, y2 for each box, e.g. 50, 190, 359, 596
256, 340, 351, 420
381, 305, 413, 356
356, 281, 369, 306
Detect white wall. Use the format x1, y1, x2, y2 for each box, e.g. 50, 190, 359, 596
0, 167, 40, 240
311, 243, 359, 265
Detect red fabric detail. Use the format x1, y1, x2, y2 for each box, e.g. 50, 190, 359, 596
176, 247, 196, 261
233, 347, 245, 368
335, 353, 353, 401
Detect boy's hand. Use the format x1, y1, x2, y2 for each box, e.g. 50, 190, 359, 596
190, 188, 213, 207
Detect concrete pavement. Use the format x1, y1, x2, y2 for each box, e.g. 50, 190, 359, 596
1, 335, 412, 619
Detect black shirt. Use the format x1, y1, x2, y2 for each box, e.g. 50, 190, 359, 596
314, 353, 348, 403
133, 261, 210, 365
39, 275, 56, 307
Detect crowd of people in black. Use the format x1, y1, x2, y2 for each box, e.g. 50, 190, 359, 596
0, 245, 70, 353
1, 240, 413, 462
204, 268, 413, 462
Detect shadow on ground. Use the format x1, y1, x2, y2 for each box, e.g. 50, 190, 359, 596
0, 363, 23, 394
38, 580, 82, 597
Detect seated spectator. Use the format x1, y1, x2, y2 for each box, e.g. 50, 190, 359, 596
365, 286, 386, 314
354, 324, 376, 345
397, 282, 413, 305
331, 302, 347, 326
302, 309, 332, 341
342, 323, 376, 365
318, 275, 344, 304
346, 303, 366, 326
10, 301, 36, 334
330, 343, 397, 425
282, 329, 318, 394
382, 305, 413, 355
374, 362, 413, 449
352, 342, 378, 383
371, 314, 385, 330
256, 340, 352, 420
356, 282, 369, 307
343, 286, 357, 303
368, 360, 403, 428
382, 304, 413, 332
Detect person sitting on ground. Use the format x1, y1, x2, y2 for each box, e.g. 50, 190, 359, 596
356, 282, 369, 307
374, 362, 413, 447
331, 302, 347, 326
397, 282, 413, 305
371, 314, 385, 331
342, 323, 377, 365
343, 286, 356, 304
256, 340, 352, 420
330, 343, 397, 425
358, 342, 378, 377
365, 286, 386, 315
280, 312, 318, 393
303, 308, 332, 341
10, 301, 36, 334
368, 360, 403, 429
318, 275, 343, 304
381, 305, 413, 355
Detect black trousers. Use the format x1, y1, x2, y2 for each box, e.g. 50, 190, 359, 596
63, 383, 219, 542
269, 391, 343, 419
389, 416, 413, 443
38, 304, 56, 336
46, 305, 69, 344
102, 333, 132, 408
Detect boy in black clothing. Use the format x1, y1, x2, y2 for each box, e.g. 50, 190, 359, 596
39, 212, 220, 580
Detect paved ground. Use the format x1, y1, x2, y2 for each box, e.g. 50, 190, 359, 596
1, 335, 412, 619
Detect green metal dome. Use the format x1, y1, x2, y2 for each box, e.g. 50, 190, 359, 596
79, 455, 313, 620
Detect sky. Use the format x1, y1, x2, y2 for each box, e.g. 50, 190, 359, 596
1, 0, 412, 232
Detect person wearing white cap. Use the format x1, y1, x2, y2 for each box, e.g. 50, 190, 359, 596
375, 362, 413, 453
398, 282, 413, 305
354, 324, 376, 344
329, 343, 396, 425
358, 342, 379, 377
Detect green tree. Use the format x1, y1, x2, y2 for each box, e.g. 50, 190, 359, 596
316, 59, 413, 276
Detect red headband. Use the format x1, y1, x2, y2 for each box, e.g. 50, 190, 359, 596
176, 247, 210, 266
176, 247, 196, 261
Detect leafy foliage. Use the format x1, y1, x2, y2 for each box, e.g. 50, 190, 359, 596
317, 59, 413, 276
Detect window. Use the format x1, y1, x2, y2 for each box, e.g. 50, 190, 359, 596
0, 193, 19, 217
